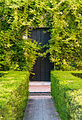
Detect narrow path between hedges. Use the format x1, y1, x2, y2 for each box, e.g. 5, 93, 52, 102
23, 82, 60, 120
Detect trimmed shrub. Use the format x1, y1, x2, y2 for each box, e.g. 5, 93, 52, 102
51, 71, 82, 120
0, 71, 29, 120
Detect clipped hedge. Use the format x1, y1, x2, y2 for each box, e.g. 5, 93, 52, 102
0, 71, 29, 120
51, 71, 82, 120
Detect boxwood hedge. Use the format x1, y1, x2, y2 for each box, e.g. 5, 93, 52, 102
51, 71, 82, 120
0, 71, 29, 120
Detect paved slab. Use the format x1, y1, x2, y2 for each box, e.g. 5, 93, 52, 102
29, 81, 51, 85
23, 82, 60, 120
29, 85, 50, 92
23, 96, 60, 120
29, 81, 50, 92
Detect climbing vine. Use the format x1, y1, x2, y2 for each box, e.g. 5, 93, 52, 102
49, 0, 82, 70
0, 0, 81, 71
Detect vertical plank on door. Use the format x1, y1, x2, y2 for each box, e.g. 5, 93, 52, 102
29, 28, 53, 81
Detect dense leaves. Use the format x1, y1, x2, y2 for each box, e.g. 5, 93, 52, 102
49, 0, 82, 70
0, 0, 41, 71
0, 71, 29, 120
0, 0, 82, 70
51, 71, 82, 120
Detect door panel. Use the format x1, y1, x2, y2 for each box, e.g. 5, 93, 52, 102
29, 28, 53, 81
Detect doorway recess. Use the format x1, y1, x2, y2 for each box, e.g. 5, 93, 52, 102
29, 28, 54, 81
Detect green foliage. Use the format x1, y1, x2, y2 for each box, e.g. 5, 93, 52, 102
51, 70, 82, 120
49, 0, 82, 70
0, 0, 42, 71
0, 0, 81, 71
0, 71, 29, 120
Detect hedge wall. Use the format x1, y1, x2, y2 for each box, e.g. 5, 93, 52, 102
49, 0, 82, 70
51, 71, 82, 120
0, 71, 29, 120
1, 0, 81, 71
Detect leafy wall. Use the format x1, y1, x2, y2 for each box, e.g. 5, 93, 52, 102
49, 0, 82, 70
0, 0, 81, 71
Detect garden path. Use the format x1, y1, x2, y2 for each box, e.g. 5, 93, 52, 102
23, 82, 60, 120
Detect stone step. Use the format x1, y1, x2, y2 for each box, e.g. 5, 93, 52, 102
30, 92, 50, 96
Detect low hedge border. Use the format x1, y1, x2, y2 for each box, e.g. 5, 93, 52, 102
51, 71, 82, 120
0, 71, 29, 120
